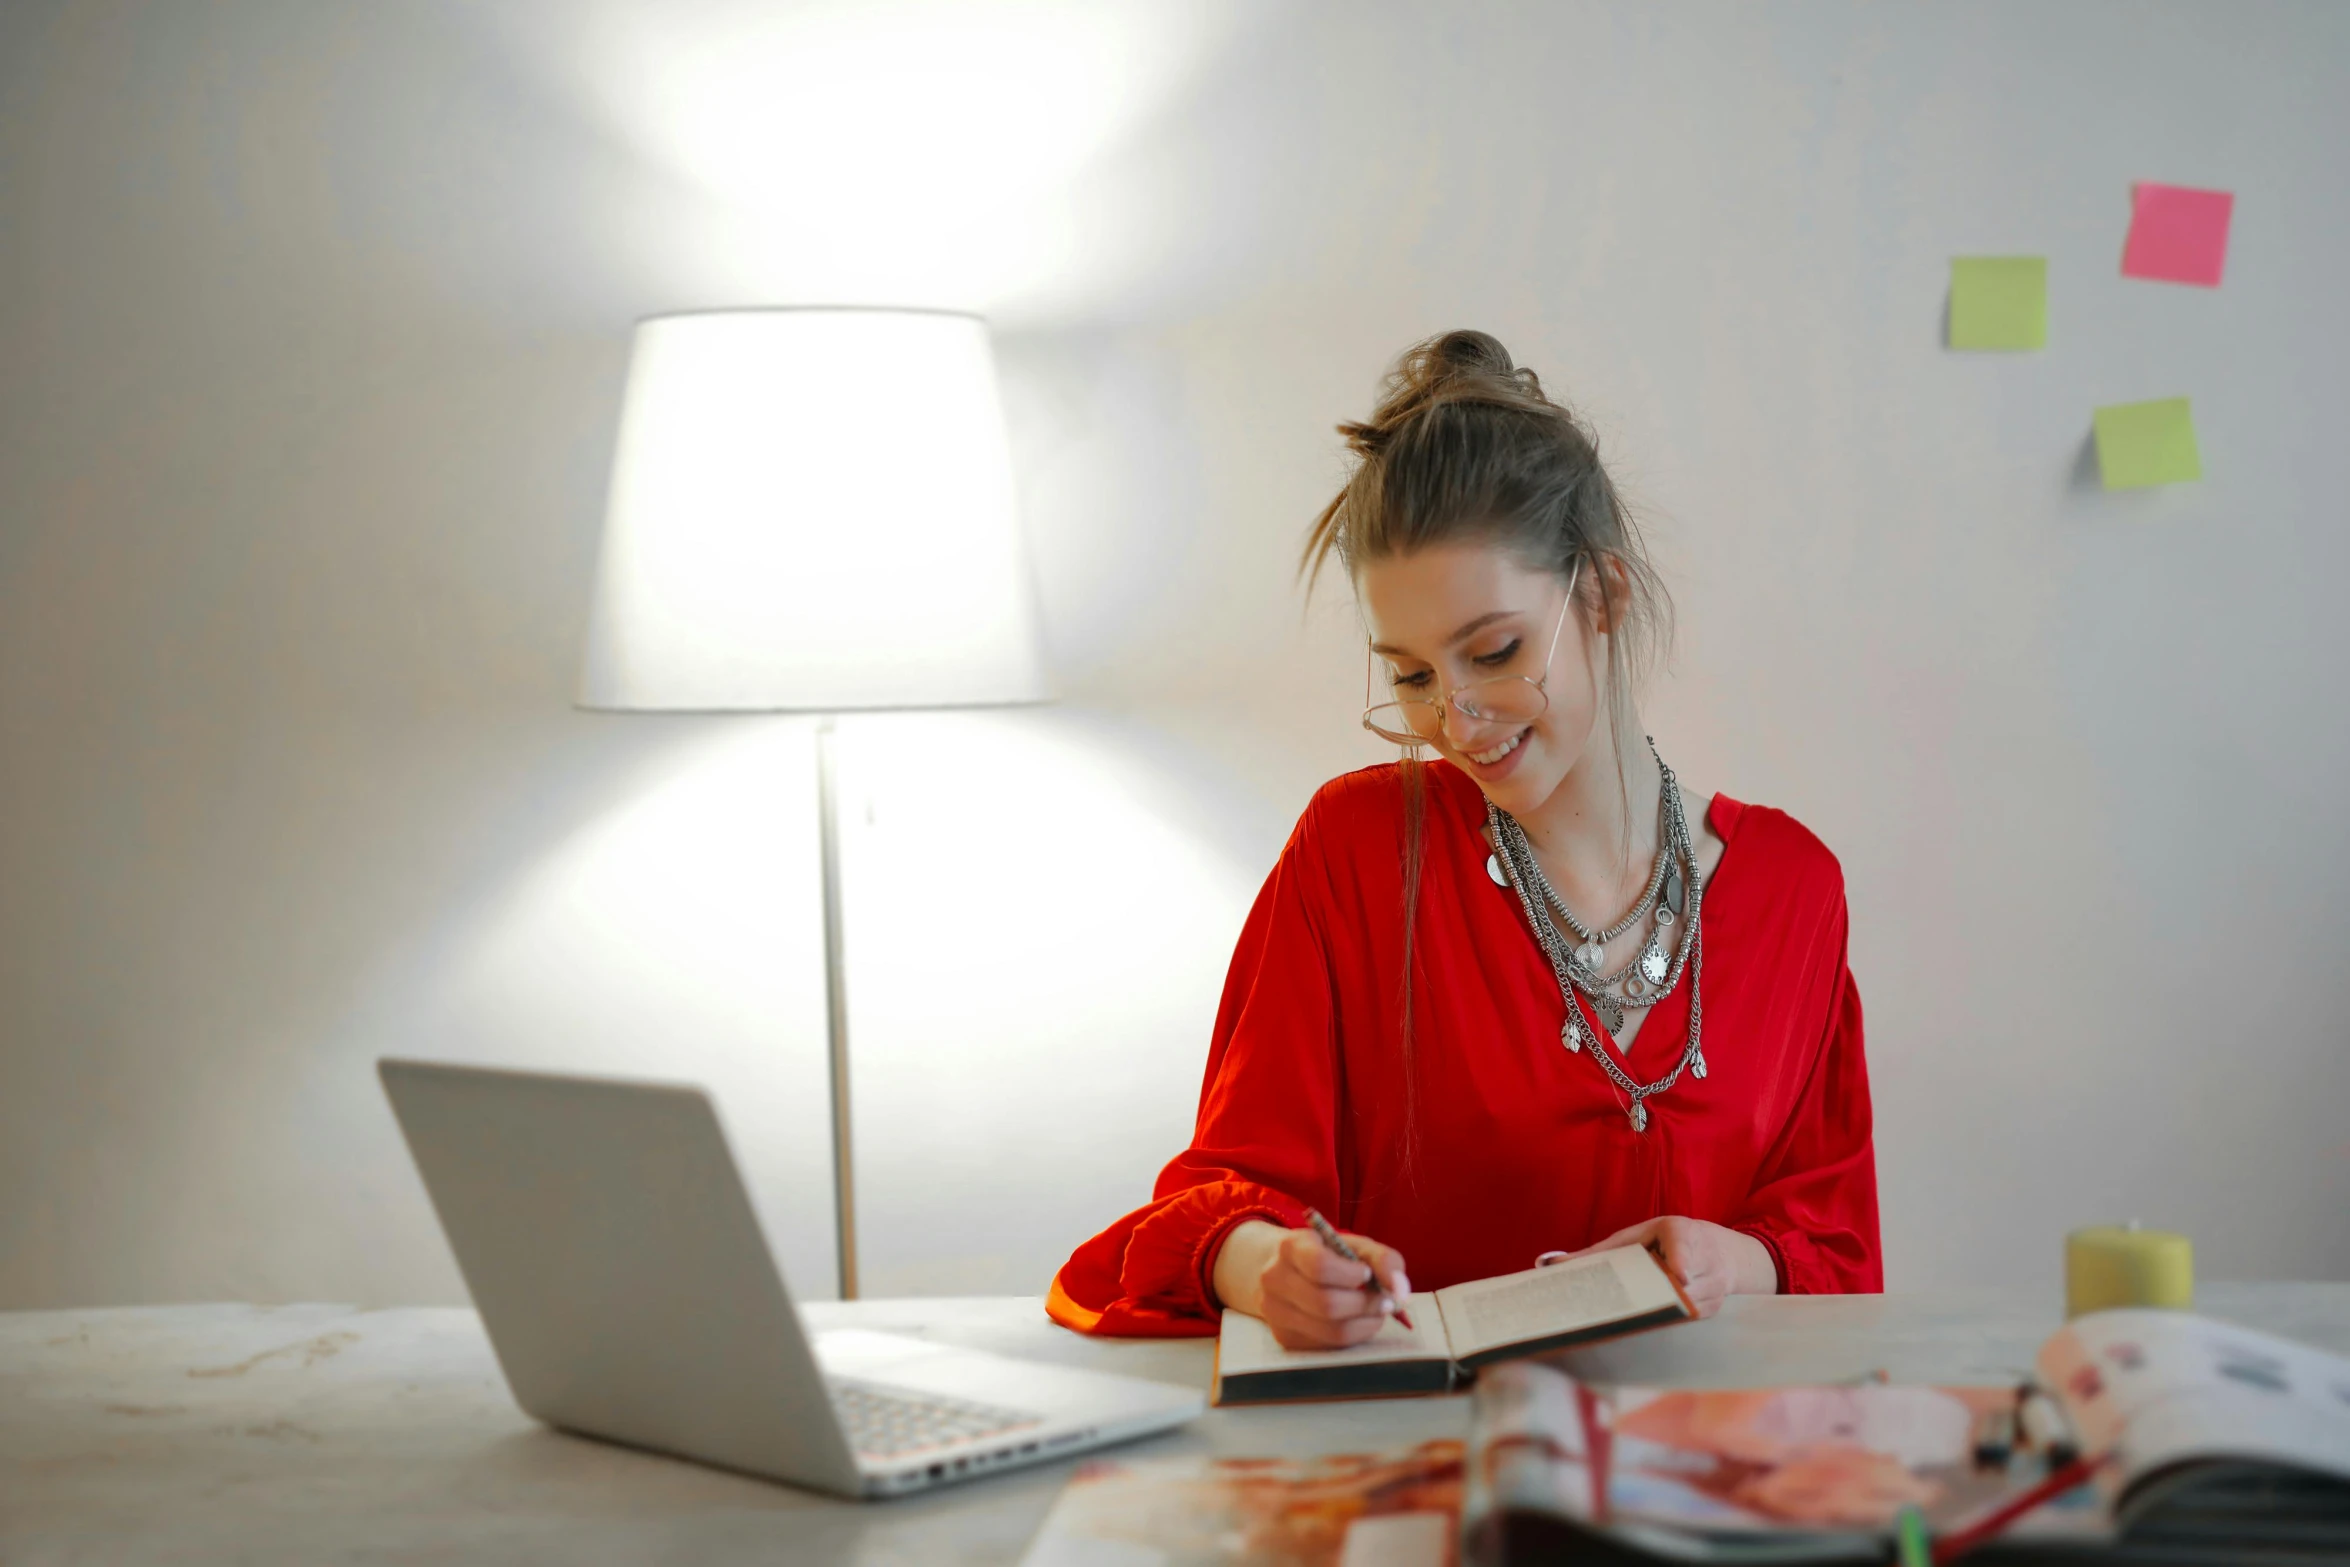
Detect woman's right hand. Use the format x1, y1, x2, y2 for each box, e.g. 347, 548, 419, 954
1210, 1218, 1413, 1350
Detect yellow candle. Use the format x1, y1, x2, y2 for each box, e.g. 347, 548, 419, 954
2066, 1223, 2193, 1318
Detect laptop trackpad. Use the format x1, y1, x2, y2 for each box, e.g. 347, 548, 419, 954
812, 1328, 967, 1378
815, 1329, 1108, 1415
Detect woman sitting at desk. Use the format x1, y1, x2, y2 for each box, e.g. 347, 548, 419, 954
1049, 331, 1881, 1350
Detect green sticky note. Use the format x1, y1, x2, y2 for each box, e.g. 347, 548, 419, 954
1949, 256, 2047, 350
2093, 397, 2202, 489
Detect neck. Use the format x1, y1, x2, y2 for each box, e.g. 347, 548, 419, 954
1511, 716, 1663, 892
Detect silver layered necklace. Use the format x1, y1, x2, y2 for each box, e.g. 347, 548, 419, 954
1483, 738, 1705, 1132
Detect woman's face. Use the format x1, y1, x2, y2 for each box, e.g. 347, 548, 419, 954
1356, 541, 1602, 817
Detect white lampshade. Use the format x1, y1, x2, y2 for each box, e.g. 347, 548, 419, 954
579, 308, 1048, 712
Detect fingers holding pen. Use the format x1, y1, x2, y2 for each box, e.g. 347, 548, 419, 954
1302, 1210, 1413, 1312
1354, 1236, 1413, 1307
1260, 1227, 1414, 1350
1260, 1286, 1384, 1348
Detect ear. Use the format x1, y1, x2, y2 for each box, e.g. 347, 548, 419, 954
1579, 553, 1630, 638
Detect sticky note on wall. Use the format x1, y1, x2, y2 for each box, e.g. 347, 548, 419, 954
2093, 397, 2201, 489
1949, 256, 2047, 349
2122, 183, 2234, 286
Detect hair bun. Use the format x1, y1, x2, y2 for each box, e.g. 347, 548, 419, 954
1364, 328, 1553, 434
1425, 328, 1517, 381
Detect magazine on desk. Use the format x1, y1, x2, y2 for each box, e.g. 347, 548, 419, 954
1214, 1244, 1694, 1406
1019, 1439, 1464, 1567
1462, 1309, 2350, 1563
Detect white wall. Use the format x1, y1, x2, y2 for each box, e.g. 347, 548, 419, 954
3, 0, 2345, 1310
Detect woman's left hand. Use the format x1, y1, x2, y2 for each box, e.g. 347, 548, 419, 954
1552, 1216, 1777, 1319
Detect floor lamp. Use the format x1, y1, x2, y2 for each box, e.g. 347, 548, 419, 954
575, 308, 1048, 1300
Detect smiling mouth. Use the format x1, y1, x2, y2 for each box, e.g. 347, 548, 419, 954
1468, 729, 1528, 767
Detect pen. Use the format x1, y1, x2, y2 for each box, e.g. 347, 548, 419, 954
1304, 1209, 1414, 1330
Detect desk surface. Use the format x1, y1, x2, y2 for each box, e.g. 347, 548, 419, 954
6, 1284, 2347, 1565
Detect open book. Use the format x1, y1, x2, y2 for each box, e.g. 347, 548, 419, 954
1213, 1245, 1694, 1406
1462, 1308, 2350, 1563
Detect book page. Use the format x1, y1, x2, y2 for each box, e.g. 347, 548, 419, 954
1436, 1246, 1682, 1360
1216, 1296, 1450, 1380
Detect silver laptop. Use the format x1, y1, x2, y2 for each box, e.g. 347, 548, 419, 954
379, 1058, 1203, 1498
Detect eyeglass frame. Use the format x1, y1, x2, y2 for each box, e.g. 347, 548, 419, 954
1360, 559, 1584, 749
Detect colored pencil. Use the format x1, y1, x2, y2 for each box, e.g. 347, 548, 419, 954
1931, 1452, 2108, 1565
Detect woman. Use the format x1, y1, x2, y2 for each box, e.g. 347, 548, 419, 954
1049, 331, 1879, 1351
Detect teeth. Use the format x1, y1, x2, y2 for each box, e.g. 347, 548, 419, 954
1470, 731, 1525, 766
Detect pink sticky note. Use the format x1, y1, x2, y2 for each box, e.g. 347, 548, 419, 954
2122, 182, 2234, 286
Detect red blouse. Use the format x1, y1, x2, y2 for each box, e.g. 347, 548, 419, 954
1048, 758, 1880, 1337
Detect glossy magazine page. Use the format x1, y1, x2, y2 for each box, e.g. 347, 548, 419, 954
1464, 1361, 2107, 1562
2038, 1308, 2350, 1510
1021, 1440, 1464, 1567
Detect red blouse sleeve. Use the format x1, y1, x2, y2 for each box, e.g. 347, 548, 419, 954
1045, 796, 1344, 1337
1729, 926, 1883, 1295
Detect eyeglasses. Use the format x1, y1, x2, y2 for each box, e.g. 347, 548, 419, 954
1361, 563, 1580, 749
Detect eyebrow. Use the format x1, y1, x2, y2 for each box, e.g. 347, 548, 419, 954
1368, 609, 1521, 659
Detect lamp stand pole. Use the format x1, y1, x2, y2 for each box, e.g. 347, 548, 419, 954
814, 713, 859, 1300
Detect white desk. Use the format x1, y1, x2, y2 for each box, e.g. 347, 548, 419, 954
6, 1285, 2347, 1564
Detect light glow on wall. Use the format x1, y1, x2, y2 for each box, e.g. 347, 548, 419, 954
565, 0, 1244, 310
378, 710, 1264, 1298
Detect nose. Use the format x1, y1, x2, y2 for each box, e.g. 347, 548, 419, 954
1440, 697, 1509, 752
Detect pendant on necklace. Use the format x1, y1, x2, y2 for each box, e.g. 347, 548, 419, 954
1663, 861, 1686, 918
1589, 991, 1625, 1035
1574, 939, 1606, 971
1691, 1047, 1708, 1080
1486, 853, 1507, 887
1628, 1099, 1649, 1134
1561, 1013, 1583, 1053
1638, 931, 1669, 987
1623, 974, 1647, 999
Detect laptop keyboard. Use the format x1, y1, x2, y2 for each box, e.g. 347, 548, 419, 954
830, 1378, 1043, 1460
